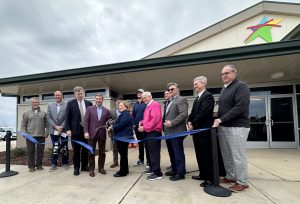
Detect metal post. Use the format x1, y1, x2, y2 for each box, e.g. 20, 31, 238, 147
204, 128, 231, 197
0, 131, 19, 178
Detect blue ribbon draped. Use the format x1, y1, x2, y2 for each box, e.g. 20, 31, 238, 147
114, 128, 210, 143
19, 128, 210, 154
18, 131, 95, 154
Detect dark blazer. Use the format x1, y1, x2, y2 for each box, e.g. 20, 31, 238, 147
188, 90, 215, 130
83, 105, 110, 140
65, 99, 93, 137
188, 90, 215, 181
113, 110, 133, 138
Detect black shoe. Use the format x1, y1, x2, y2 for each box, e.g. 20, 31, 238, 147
200, 180, 211, 187
165, 171, 176, 177
169, 175, 185, 181
74, 169, 80, 176
113, 173, 126, 177
192, 175, 204, 180
81, 166, 89, 171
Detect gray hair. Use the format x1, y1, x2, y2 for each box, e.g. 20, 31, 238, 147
193, 76, 207, 86
30, 97, 39, 101
73, 86, 84, 93
142, 91, 152, 99
167, 82, 179, 89
224, 65, 237, 73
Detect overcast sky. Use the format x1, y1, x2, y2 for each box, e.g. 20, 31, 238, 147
0, 0, 299, 127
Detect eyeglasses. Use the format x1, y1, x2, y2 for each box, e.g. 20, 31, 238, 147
167, 88, 175, 91
221, 71, 235, 76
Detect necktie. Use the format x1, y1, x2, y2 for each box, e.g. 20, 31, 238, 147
79, 101, 84, 125
193, 97, 199, 106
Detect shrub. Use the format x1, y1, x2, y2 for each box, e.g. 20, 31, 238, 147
11, 147, 27, 157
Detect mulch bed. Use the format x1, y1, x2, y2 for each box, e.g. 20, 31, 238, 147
0, 150, 73, 167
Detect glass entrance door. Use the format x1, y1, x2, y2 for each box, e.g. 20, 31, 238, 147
247, 97, 269, 148
269, 96, 297, 148
247, 96, 297, 148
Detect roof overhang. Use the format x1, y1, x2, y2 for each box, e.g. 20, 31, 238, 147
0, 40, 300, 96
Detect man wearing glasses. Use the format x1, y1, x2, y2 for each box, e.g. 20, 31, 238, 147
213, 65, 250, 192
164, 83, 189, 181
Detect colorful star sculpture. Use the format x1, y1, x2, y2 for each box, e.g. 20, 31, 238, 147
244, 16, 283, 44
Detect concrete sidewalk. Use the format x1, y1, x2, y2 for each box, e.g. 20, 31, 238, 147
1, 148, 300, 204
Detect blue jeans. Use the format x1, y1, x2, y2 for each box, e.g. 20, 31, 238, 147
50, 134, 69, 165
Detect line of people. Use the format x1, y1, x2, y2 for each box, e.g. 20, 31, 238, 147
21, 64, 250, 193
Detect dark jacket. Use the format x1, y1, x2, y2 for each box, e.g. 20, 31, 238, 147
65, 99, 93, 137
188, 90, 215, 129
218, 78, 250, 128
132, 101, 146, 126
113, 110, 133, 138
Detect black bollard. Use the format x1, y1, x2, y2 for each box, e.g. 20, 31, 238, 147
204, 128, 231, 197
0, 130, 19, 178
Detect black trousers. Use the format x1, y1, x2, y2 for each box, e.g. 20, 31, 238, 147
134, 127, 146, 162
71, 127, 88, 170
193, 130, 213, 181
117, 141, 129, 175
145, 131, 162, 176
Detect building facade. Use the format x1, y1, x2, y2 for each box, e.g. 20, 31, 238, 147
0, 1, 300, 148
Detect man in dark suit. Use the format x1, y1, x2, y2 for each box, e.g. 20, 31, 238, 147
84, 94, 110, 177
164, 82, 189, 181
65, 86, 93, 176
188, 76, 215, 187
162, 90, 172, 171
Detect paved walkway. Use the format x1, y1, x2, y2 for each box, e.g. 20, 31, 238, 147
1, 148, 300, 204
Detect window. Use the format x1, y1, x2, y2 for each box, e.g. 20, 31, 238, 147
207, 88, 222, 95
110, 90, 119, 98
42, 93, 54, 100
85, 89, 106, 97
250, 85, 293, 96
23, 95, 39, 102
297, 95, 300, 128
296, 85, 300, 93
63, 92, 74, 99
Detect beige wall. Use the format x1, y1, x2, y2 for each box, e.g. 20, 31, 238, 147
174, 14, 300, 55
16, 97, 114, 150
16, 96, 208, 150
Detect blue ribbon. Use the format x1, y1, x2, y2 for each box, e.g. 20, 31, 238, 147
19, 128, 210, 153
18, 131, 94, 154
114, 128, 210, 143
